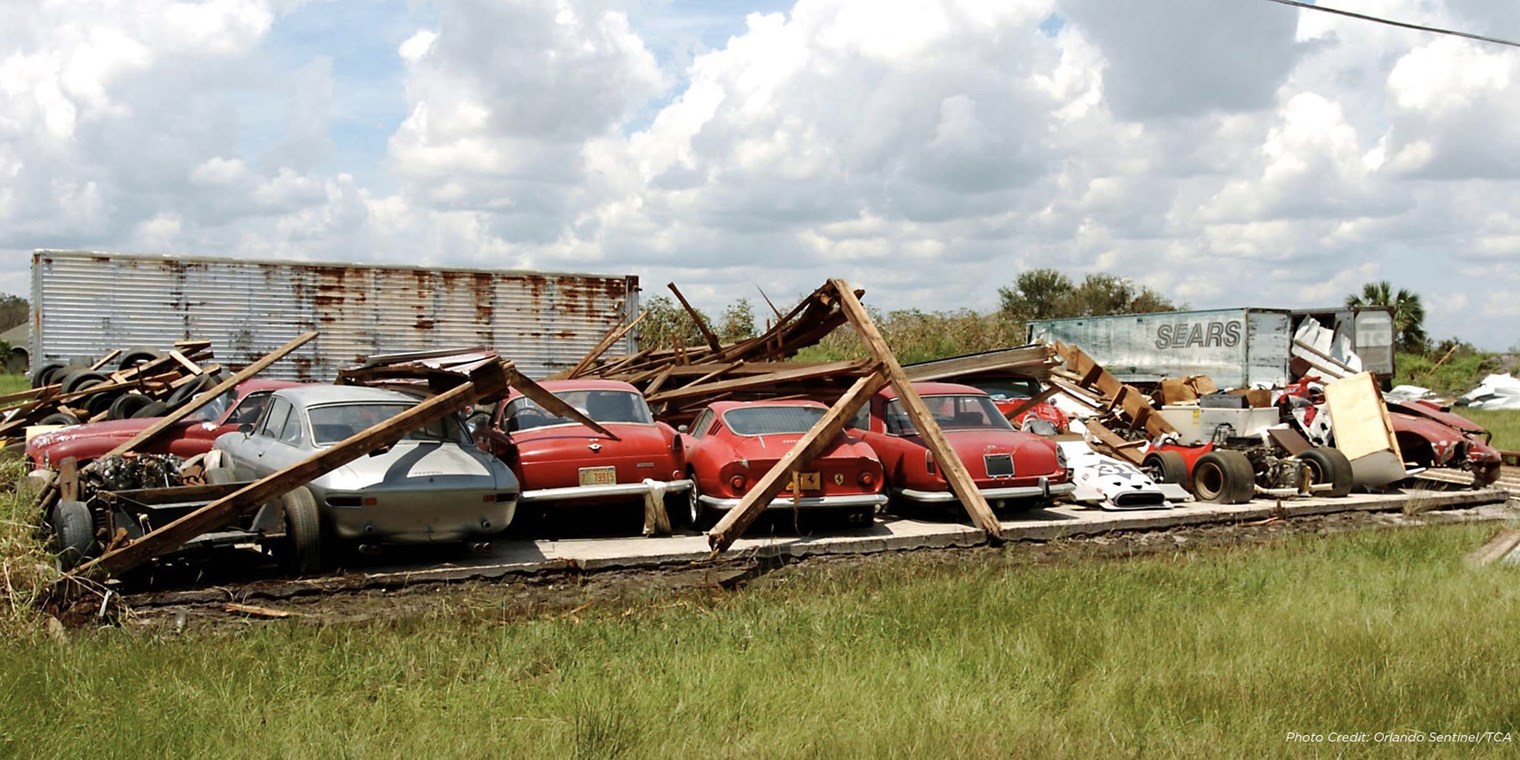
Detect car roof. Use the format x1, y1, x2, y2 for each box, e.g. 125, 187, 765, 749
877, 381, 987, 400
273, 384, 419, 407
238, 379, 306, 394
707, 399, 827, 415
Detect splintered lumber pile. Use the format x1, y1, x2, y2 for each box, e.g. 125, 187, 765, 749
336, 348, 504, 395
1047, 341, 1177, 441
566, 282, 871, 426
0, 340, 227, 448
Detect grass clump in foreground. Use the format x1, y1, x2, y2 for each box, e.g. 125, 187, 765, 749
3, 525, 1520, 756
0, 456, 50, 639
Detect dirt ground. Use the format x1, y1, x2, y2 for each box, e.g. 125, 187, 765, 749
81, 502, 1510, 636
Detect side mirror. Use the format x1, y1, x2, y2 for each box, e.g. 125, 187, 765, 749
238, 423, 254, 436
677, 424, 688, 433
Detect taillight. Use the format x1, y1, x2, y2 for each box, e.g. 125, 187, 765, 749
672, 435, 683, 454
858, 471, 876, 488
729, 474, 748, 493
925, 450, 936, 475
362, 496, 378, 506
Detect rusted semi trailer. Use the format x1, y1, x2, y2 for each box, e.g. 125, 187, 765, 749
30, 250, 639, 381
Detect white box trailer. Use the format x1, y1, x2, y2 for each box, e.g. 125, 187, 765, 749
1026, 306, 1395, 388
31, 250, 640, 381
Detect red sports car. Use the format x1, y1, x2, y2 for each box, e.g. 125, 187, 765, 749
850, 382, 1074, 511
1388, 399, 1502, 487
26, 379, 301, 471
474, 379, 691, 525
679, 400, 887, 528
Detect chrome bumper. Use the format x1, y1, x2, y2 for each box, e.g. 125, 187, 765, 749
520, 479, 693, 505
699, 493, 889, 511
896, 478, 1076, 503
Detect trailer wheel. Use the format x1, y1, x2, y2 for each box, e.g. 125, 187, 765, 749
29, 362, 67, 389
37, 411, 81, 427
50, 499, 96, 571
131, 401, 171, 419
1297, 447, 1353, 498
281, 486, 322, 576
1191, 450, 1255, 504
117, 348, 163, 372
1141, 451, 1189, 485
109, 393, 153, 420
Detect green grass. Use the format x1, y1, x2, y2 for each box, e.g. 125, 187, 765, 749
1455, 408, 1520, 452
0, 374, 25, 395
4, 525, 1520, 757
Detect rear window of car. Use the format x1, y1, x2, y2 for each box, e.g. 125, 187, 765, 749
721, 406, 826, 436
504, 390, 653, 431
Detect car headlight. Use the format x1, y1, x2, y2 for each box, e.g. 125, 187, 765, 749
1056, 446, 1068, 469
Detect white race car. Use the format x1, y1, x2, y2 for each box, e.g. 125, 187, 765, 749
1056, 441, 1189, 511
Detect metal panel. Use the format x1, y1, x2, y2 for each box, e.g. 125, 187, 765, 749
1244, 311, 1291, 387
1028, 309, 1293, 388
31, 251, 638, 381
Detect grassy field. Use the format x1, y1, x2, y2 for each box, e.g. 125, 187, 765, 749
1455, 408, 1520, 452
3, 525, 1519, 756
0, 373, 25, 395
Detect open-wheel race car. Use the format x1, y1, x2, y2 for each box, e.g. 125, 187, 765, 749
679, 400, 887, 528
471, 379, 691, 529
850, 382, 1074, 513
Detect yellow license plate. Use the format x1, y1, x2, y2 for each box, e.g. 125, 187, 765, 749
785, 472, 822, 492
578, 466, 617, 487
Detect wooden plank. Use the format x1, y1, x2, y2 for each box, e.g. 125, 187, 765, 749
78, 360, 511, 577
708, 369, 888, 551
88, 349, 123, 372
504, 369, 620, 440
1001, 385, 1058, 422
167, 350, 204, 375
99, 332, 318, 460
828, 280, 1003, 539
559, 309, 648, 380
667, 282, 723, 352
646, 361, 865, 404
1083, 419, 1146, 466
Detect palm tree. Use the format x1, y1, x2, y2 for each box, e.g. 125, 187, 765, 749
1346, 281, 1427, 352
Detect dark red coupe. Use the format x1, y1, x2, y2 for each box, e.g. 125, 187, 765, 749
474, 379, 691, 525
679, 400, 887, 528
850, 382, 1074, 511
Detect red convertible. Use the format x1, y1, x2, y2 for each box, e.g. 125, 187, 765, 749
474, 379, 691, 525
850, 382, 1074, 510
26, 379, 301, 470
679, 400, 887, 528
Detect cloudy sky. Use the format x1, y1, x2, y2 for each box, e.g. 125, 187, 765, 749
3, 0, 1519, 348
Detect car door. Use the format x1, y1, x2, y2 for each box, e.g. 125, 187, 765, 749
227, 396, 293, 480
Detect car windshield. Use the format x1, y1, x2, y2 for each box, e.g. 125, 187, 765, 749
187, 388, 236, 423
884, 395, 1013, 435
504, 390, 652, 431
721, 406, 826, 436
306, 402, 463, 446
969, 378, 1040, 402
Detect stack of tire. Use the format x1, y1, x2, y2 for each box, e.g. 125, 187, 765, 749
28, 347, 223, 426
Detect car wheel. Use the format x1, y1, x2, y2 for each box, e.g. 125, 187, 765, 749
1142, 451, 1189, 485
281, 486, 322, 576
1297, 447, 1353, 498
50, 499, 96, 571
1473, 461, 1502, 489
688, 480, 714, 530
1191, 450, 1255, 504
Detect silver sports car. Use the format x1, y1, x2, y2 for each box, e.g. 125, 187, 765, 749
213, 385, 519, 550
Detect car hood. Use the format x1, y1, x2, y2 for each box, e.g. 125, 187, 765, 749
29, 418, 197, 452
316, 441, 514, 491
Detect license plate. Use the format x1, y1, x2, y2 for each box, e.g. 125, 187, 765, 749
578, 466, 617, 486
984, 454, 1014, 478
785, 471, 822, 492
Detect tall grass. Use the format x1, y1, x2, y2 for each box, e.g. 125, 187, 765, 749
3, 525, 1518, 756
1455, 408, 1520, 451
796, 309, 1026, 365
0, 457, 49, 639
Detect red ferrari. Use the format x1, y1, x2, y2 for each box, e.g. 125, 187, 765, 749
679, 400, 887, 528
851, 382, 1074, 512
474, 379, 691, 526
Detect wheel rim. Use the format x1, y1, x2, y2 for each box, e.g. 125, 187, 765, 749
1195, 462, 1223, 500
1302, 458, 1326, 484
687, 486, 700, 527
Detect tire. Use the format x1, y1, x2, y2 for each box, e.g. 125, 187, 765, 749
109, 393, 154, 421
131, 401, 171, 419
37, 412, 80, 427
205, 466, 238, 486
688, 480, 715, 530
1142, 451, 1189, 485
167, 374, 215, 409
117, 348, 162, 372
50, 499, 95, 571
59, 370, 109, 394
1297, 447, 1353, 498
281, 486, 322, 576
1191, 450, 1255, 504
30, 362, 67, 389
84, 388, 122, 418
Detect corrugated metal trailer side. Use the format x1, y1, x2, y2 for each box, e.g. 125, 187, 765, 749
1026, 308, 1293, 388
31, 251, 639, 380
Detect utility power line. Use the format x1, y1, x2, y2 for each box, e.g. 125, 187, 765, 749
1263, 0, 1520, 50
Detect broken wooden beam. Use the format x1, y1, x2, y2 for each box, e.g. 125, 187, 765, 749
559, 310, 648, 380
668, 282, 723, 352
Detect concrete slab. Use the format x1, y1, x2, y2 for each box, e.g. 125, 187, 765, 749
320, 487, 1511, 589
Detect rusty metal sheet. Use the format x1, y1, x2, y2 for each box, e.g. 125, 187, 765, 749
31, 250, 639, 381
